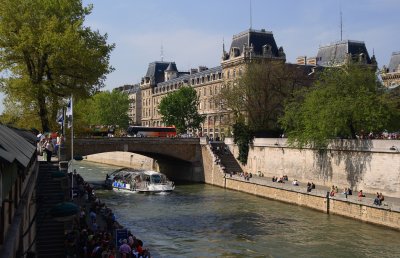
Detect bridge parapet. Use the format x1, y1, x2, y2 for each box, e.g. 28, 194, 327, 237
66, 137, 201, 163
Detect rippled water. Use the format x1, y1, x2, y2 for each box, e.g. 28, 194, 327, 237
72, 161, 400, 258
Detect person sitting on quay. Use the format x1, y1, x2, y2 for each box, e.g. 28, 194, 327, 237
272, 176, 277, 182
329, 189, 335, 197
306, 182, 312, 192
292, 179, 299, 186
373, 192, 381, 205
374, 192, 385, 206
358, 190, 365, 201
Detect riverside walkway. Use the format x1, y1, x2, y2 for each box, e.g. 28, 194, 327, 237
229, 173, 400, 212
208, 141, 400, 214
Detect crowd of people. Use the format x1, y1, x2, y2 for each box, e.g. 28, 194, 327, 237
65, 170, 151, 258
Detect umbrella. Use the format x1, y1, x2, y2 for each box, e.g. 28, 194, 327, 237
50, 202, 79, 221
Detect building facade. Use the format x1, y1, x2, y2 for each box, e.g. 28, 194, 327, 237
137, 29, 287, 139
125, 29, 380, 138
381, 51, 400, 88
115, 84, 142, 125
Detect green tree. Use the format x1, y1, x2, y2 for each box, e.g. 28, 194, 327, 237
280, 64, 395, 148
232, 120, 254, 165
73, 90, 129, 132
158, 86, 205, 134
0, 0, 114, 132
219, 60, 310, 135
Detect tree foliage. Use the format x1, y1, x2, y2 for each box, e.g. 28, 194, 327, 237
280, 64, 396, 148
232, 120, 254, 165
73, 90, 129, 132
158, 86, 205, 134
219, 60, 310, 135
0, 0, 114, 132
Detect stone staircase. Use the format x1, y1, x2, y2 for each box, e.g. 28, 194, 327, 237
35, 161, 66, 258
210, 142, 243, 174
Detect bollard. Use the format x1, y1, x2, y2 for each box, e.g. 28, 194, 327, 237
326, 191, 330, 214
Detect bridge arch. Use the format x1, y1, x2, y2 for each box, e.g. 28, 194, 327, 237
67, 138, 204, 182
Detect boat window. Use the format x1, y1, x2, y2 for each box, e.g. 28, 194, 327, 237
151, 174, 162, 184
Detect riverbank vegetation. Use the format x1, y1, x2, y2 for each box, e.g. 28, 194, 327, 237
281, 64, 399, 148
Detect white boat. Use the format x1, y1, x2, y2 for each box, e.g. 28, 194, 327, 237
105, 168, 175, 193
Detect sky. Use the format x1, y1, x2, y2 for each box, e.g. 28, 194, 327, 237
0, 0, 399, 114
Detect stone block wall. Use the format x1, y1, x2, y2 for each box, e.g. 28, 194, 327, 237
224, 138, 400, 198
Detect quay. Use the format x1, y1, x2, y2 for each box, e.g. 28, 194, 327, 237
202, 140, 400, 230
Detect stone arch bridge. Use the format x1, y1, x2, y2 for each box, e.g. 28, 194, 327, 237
65, 137, 204, 181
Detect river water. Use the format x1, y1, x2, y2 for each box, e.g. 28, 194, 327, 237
71, 161, 400, 258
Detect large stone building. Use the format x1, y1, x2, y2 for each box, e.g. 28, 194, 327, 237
124, 29, 379, 138
138, 29, 289, 139
381, 51, 400, 88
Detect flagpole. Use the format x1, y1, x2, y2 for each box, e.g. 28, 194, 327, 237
70, 94, 74, 200
71, 94, 74, 162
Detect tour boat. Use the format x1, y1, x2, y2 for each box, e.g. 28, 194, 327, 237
104, 168, 175, 193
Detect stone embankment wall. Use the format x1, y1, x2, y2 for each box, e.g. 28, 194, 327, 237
201, 139, 400, 230
225, 138, 400, 198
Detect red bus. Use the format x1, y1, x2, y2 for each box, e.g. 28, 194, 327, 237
127, 126, 176, 137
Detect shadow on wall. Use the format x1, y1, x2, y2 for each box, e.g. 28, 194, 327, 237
313, 140, 372, 189
313, 149, 333, 183
333, 140, 372, 189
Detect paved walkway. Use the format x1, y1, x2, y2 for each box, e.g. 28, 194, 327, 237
228, 173, 400, 212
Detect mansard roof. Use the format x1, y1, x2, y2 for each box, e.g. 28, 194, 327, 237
316, 40, 372, 66
144, 61, 172, 84
228, 29, 280, 58
165, 62, 178, 72
157, 66, 223, 87
388, 51, 400, 72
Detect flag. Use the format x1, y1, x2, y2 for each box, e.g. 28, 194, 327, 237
66, 96, 73, 128
56, 109, 64, 126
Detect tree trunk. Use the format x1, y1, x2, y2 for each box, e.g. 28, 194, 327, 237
37, 87, 50, 132
349, 123, 357, 139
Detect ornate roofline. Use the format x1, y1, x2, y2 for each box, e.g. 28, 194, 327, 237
232, 29, 273, 40
319, 40, 365, 49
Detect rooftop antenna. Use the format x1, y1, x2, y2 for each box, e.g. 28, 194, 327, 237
340, 6, 343, 41
161, 42, 164, 62
250, 0, 253, 29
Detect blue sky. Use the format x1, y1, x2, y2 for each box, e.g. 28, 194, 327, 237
0, 0, 399, 114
